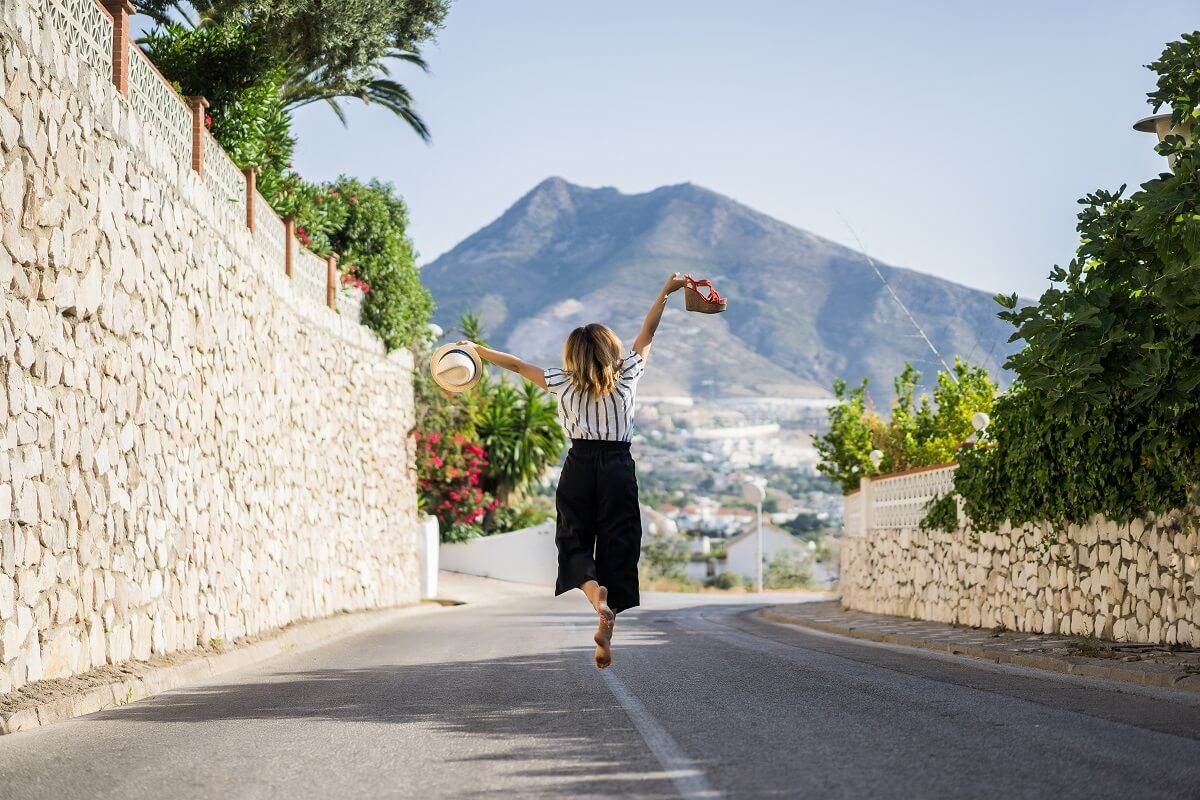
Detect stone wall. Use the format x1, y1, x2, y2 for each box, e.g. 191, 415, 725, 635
0, 2, 420, 694
841, 490, 1200, 647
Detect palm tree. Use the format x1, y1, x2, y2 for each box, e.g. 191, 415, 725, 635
474, 381, 565, 506
280, 52, 430, 141
136, 0, 434, 141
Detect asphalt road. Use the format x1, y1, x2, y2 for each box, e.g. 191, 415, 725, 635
1, 588, 1199, 800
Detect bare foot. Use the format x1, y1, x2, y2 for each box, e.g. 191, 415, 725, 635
593, 586, 615, 669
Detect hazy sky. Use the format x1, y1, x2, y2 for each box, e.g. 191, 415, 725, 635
278, 1, 1192, 298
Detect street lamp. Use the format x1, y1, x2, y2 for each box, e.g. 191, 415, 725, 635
1134, 113, 1191, 172
742, 478, 767, 593
965, 412, 990, 445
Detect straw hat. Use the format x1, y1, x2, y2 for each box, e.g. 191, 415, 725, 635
429, 342, 483, 393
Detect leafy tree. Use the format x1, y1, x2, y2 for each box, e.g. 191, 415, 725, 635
814, 377, 875, 493
815, 359, 996, 493
326, 177, 433, 351
942, 33, 1200, 530
136, 0, 449, 138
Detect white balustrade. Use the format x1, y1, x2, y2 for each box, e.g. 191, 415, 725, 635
40, 5, 371, 332
127, 45, 191, 169
45, 0, 112, 78
202, 131, 246, 240
295, 249, 329, 310
870, 464, 957, 530
337, 285, 366, 324
253, 193, 286, 269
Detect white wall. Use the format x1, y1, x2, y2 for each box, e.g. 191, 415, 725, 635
440, 522, 558, 585
0, 5, 420, 695
724, 528, 808, 581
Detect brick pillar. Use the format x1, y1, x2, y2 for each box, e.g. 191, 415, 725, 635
186, 96, 209, 177
326, 253, 340, 310
244, 168, 257, 231
102, 1, 136, 97
283, 217, 295, 277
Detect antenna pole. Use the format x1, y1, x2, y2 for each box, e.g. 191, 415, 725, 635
836, 212, 956, 382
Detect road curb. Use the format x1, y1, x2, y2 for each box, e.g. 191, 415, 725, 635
0, 602, 449, 736
759, 607, 1200, 694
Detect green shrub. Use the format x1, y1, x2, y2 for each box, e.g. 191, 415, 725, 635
412, 431, 496, 543
709, 571, 742, 590
486, 499, 553, 535
764, 551, 812, 590
640, 533, 689, 581
816, 359, 996, 494
326, 177, 433, 351
141, 22, 295, 195
931, 34, 1200, 531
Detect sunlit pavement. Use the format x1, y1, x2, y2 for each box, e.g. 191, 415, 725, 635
1, 582, 1198, 799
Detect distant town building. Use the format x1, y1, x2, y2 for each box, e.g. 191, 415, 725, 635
721, 525, 811, 582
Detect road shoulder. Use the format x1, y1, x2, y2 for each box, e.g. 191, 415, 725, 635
762, 601, 1200, 694
0, 572, 548, 735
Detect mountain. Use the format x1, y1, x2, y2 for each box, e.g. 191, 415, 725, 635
421, 177, 1018, 399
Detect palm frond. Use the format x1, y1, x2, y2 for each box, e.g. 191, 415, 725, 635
389, 50, 430, 73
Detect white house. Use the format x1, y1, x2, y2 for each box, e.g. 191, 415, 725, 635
721, 525, 811, 582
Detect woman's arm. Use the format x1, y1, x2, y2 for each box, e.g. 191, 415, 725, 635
632, 272, 687, 359
464, 342, 548, 389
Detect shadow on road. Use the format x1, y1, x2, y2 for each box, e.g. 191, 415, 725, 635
83, 617, 689, 798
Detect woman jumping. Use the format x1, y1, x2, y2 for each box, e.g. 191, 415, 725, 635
465, 272, 687, 669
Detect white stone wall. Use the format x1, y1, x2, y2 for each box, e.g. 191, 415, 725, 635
841, 513, 1200, 647
0, 3, 420, 694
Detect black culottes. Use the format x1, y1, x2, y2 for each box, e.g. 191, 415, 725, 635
554, 439, 643, 613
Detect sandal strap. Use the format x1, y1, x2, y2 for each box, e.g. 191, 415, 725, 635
684, 274, 724, 304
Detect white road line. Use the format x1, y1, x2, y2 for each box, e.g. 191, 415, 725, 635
567, 622, 721, 800
599, 668, 722, 800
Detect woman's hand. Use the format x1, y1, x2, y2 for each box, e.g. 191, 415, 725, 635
661, 271, 686, 297
457, 340, 491, 363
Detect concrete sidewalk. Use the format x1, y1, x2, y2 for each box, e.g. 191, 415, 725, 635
0, 573, 548, 735
762, 601, 1200, 694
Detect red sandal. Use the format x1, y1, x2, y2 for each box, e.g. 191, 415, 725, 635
683, 274, 728, 314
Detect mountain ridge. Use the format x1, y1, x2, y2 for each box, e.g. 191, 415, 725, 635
421, 177, 1016, 399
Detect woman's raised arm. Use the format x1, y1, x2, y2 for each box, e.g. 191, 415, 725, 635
632, 272, 687, 359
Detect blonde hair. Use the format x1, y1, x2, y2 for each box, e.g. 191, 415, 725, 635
563, 324, 622, 398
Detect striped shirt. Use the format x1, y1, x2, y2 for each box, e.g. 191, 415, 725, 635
544, 352, 646, 442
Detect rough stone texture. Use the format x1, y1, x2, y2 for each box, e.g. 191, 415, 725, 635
840, 511, 1199, 647
0, 5, 419, 694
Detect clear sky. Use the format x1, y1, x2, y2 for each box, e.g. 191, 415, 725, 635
281, 1, 1193, 299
